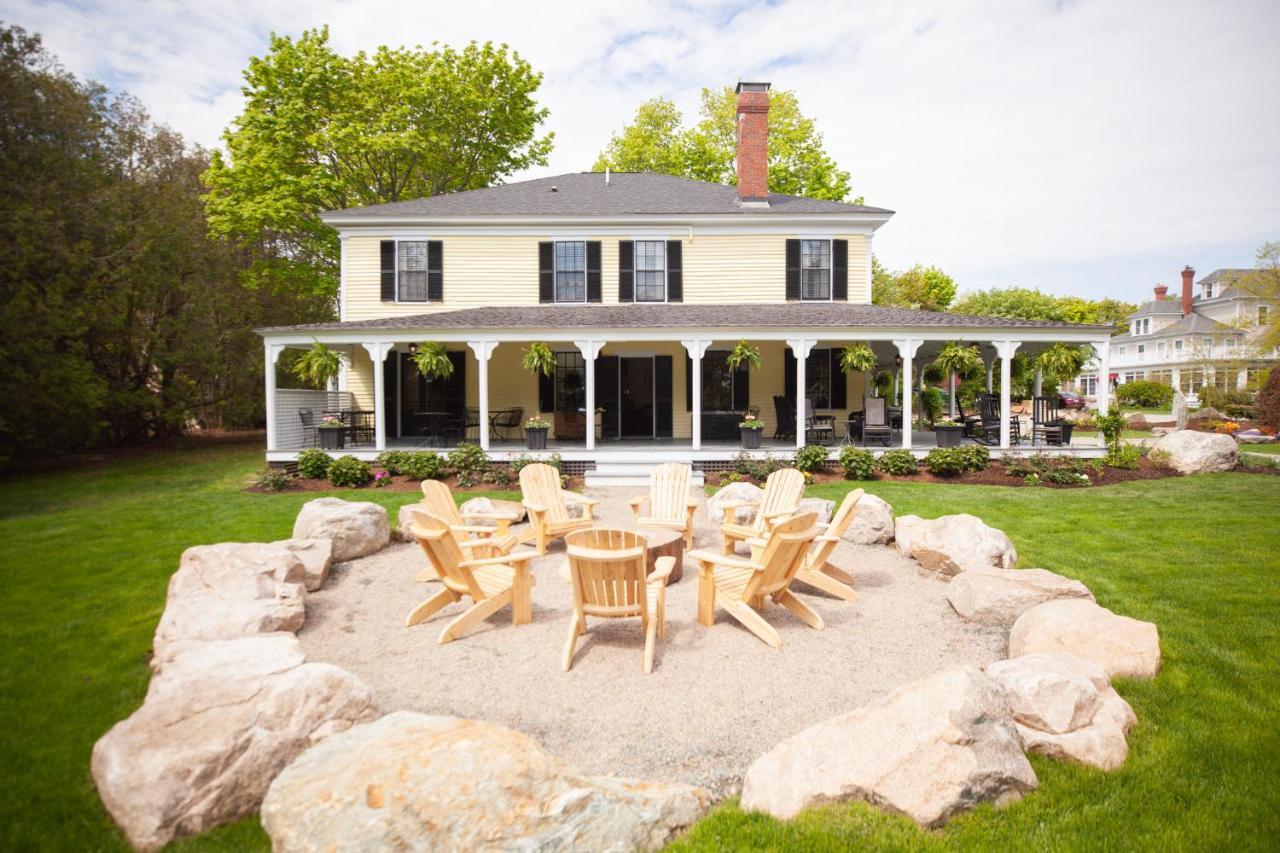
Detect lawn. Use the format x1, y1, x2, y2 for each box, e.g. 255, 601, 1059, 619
2, 439, 1278, 850
1240, 442, 1280, 454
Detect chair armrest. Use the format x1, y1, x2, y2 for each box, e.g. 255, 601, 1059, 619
687, 549, 760, 572
522, 501, 547, 514
687, 497, 699, 508
451, 524, 502, 534
564, 492, 598, 506
718, 500, 760, 514
459, 550, 539, 569
743, 535, 769, 549
647, 555, 677, 585
629, 496, 646, 519
461, 511, 510, 521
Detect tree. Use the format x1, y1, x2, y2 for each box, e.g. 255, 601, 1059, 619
874, 264, 956, 311
1236, 240, 1280, 351
594, 87, 855, 202
951, 286, 1136, 334
204, 28, 554, 302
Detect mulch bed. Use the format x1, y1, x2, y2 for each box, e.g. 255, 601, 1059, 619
246, 472, 583, 495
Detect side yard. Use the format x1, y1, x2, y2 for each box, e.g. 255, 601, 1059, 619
1, 438, 1277, 849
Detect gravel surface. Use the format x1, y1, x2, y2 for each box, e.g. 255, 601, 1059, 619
297, 488, 1007, 796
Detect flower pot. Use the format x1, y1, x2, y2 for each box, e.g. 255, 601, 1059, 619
934, 425, 964, 448
1058, 423, 1074, 445
318, 428, 345, 450
740, 427, 763, 449
525, 427, 548, 450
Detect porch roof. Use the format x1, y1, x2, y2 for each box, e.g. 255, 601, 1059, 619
258, 303, 1110, 335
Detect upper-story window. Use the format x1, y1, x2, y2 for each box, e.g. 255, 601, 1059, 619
397, 241, 431, 302
554, 241, 586, 303
1174, 339, 1183, 352
1203, 282, 1215, 299
1133, 317, 1151, 335
1137, 344, 1146, 355
634, 241, 667, 302
1203, 336, 1214, 349
801, 240, 831, 300
1260, 305, 1270, 326
1157, 341, 1166, 355
1117, 345, 1126, 357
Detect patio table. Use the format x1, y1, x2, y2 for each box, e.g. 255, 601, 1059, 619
323, 409, 375, 446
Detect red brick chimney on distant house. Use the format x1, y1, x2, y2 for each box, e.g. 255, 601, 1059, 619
735, 81, 771, 205
1181, 266, 1195, 316
1153, 284, 1168, 299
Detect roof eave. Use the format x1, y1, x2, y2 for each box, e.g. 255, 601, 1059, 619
317, 211, 895, 229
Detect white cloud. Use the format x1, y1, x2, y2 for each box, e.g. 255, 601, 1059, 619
5, 0, 1278, 300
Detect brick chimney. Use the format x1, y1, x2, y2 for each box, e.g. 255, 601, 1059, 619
1180, 266, 1195, 316
1153, 284, 1168, 299
735, 81, 771, 205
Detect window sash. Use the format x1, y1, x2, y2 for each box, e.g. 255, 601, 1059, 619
397, 241, 431, 302
800, 240, 831, 300
701, 352, 740, 411
806, 348, 831, 409
554, 241, 586, 303
634, 240, 666, 302
554, 351, 585, 411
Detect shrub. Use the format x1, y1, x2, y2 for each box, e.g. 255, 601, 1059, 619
327, 455, 372, 487
1199, 385, 1254, 412
838, 446, 875, 480
876, 448, 917, 476
1072, 409, 1099, 431
402, 451, 444, 481
1097, 409, 1127, 454
1115, 380, 1173, 408
923, 447, 965, 476
375, 450, 411, 475
296, 448, 332, 479
1041, 467, 1091, 486
793, 444, 829, 473
447, 443, 490, 479
1258, 368, 1280, 428
1148, 448, 1173, 468
733, 451, 791, 481
956, 444, 990, 472
253, 467, 292, 492
509, 453, 563, 475
1223, 404, 1258, 420
1104, 444, 1142, 470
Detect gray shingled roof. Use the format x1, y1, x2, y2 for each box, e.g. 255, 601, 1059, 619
1112, 313, 1239, 341
320, 172, 893, 219
1127, 298, 1184, 319
260, 303, 1106, 334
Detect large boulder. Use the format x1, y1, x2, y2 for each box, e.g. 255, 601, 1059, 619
707, 481, 764, 524
798, 497, 836, 526
895, 514, 1017, 576
92, 634, 375, 851
293, 497, 390, 560
987, 653, 1137, 771
1186, 406, 1221, 422
740, 666, 1036, 827
267, 538, 333, 592
396, 502, 427, 543
459, 496, 527, 524
843, 493, 895, 545
261, 711, 709, 852
1010, 599, 1161, 679
947, 568, 1093, 626
1150, 430, 1237, 474
152, 543, 307, 662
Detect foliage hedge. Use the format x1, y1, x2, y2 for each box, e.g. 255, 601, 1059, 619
875, 449, 917, 476
327, 455, 372, 487
793, 444, 829, 473
1116, 380, 1174, 408
923, 447, 965, 476
837, 447, 875, 480
296, 448, 332, 479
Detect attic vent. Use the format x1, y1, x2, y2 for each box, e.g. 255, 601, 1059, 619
550, 185, 558, 193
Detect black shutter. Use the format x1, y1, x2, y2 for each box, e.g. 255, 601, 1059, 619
618, 241, 634, 302
538, 369, 555, 414
655, 355, 673, 438
586, 241, 602, 303
685, 354, 693, 410
733, 365, 750, 412
666, 240, 683, 302
538, 242, 554, 303
380, 240, 396, 301
830, 349, 847, 409
785, 238, 801, 301
427, 240, 444, 302
832, 239, 848, 301
784, 347, 797, 403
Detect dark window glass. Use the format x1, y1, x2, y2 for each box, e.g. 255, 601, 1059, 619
806, 348, 831, 408
800, 240, 831, 300
397, 241, 430, 302
634, 240, 666, 302
554, 350, 585, 411
554, 241, 586, 302
701, 351, 749, 411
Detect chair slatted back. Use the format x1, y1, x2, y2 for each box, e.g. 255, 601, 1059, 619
419, 480, 464, 527
565, 528, 649, 619
648, 463, 692, 523
520, 462, 569, 523
979, 395, 1000, 426
745, 512, 819, 599
408, 510, 485, 599
865, 396, 888, 427
1033, 395, 1059, 425
809, 489, 863, 568
754, 468, 805, 534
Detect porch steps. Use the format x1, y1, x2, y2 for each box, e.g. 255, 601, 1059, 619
584, 461, 705, 488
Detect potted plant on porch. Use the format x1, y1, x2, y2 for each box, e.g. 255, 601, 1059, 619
523, 414, 551, 449
317, 415, 346, 449
739, 413, 765, 448
932, 418, 965, 448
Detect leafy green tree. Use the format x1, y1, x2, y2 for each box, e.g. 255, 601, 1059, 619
594, 87, 855, 202
873, 264, 956, 311
1236, 240, 1280, 351
952, 286, 1136, 333
205, 28, 554, 301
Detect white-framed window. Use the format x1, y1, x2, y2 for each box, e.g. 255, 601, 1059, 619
634, 240, 667, 302
1204, 282, 1215, 299
1157, 341, 1166, 356
554, 241, 586, 303
800, 239, 831, 300
1117, 345, 1127, 357
1260, 305, 1270, 326
1174, 339, 1183, 352
1203, 336, 1213, 350
396, 241, 431, 302
1080, 375, 1098, 396
1137, 344, 1146, 355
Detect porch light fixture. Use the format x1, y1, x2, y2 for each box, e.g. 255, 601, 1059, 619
407, 343, 418, 355
894, 355, 902, 367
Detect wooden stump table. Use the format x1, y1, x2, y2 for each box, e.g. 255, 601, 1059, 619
634, 526, 685, 584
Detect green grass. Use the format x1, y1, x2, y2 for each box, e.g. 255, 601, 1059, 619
2, 441, 1278, 850
1240, 442, 1280, 454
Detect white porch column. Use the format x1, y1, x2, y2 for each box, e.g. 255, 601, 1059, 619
362, 342, 393, 451
893, 339, 922, 449
995, 340, 1020, 448
1237, 367, 1249, 391
574, 340, 605, 451
1033, 366, 1043, 399
467, 340, 498, 451
1095, 338, 1111, 415
948, 370, 957, 418
682, 339, 711, 449
985, 355, 995, 393
788, 339, 816, 448
264, 342, 285, 452
1171, 366, 1181, 394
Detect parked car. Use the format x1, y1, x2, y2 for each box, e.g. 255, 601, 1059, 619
1057, 390, 1085, 409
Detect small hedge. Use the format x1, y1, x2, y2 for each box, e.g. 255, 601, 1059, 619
374, 450, 411, 475
923, 447, 965, 476
403, 451, 444, 481
838, 447, 875, 480
1115, 380, 1173, 408
327, 455, 372, 487
296, 448, 332, 479
793, 444, 829, 474
956, 444, 990, 472
875, 449, 917, 476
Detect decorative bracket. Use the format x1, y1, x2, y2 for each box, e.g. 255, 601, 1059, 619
892, 338, 924, 361
681, 339, 712, 360
467, 340, 499, 361
993, 340, 1021, 361
573, 339, 606, 360
786, 338, 817, 360
361, 342, 394, 363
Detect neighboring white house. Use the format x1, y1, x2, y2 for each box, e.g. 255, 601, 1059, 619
1070, 266, 1276, 402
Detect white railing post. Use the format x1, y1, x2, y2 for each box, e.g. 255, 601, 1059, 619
264, 342, 285, 452
788, 339, 815, 448
467, 341, 498, 451
362, 342, 393, 451
893, 339, 922, 449
574, 340, 605, 451
682, 339, 711, 449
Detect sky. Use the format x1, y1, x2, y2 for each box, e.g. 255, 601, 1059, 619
6, 0, 1278, 303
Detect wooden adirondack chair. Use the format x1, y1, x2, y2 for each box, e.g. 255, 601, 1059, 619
563, 528, 676, 673
689, 512, 822, 648
519, 463, 596, 555
788, 489, 863, 602
405, 511, 538, 644
412, 480, 518, 582
719, 467, 805, 555
627, 462, 698, 548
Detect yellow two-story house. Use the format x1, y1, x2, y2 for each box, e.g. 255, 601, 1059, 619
260, 82, 1109, 473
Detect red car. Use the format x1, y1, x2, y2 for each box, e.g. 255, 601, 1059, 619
1057, 390, 1085, 409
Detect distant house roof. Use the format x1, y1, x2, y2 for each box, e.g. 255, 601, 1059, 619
1112, 313, 1239, 342
1126, 299, 1184, 319
260, 302, 1105, 335
319, 172, 894, 221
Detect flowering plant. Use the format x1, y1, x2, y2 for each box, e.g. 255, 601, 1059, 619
739, 414, 765, 430
1219, 421, 1241, 434
524, 415, 551, 430
318, 416, 345, 429
371, 469, 391, 488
